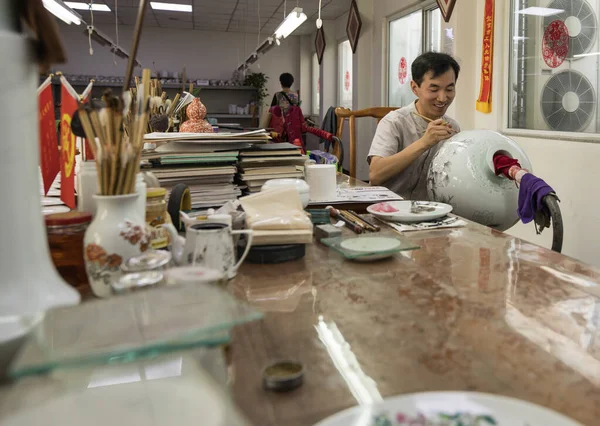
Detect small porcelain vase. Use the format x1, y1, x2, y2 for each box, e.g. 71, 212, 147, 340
84, 194, 150, 298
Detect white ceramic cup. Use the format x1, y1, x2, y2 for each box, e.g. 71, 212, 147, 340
306, 164, 337, 202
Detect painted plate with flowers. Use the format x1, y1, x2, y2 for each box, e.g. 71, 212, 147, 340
314, 392, 582, 426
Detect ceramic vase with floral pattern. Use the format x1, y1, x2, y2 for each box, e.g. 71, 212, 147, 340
84, 194, 149, 298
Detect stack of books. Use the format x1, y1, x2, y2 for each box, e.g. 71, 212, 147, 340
142, 130, 270, 209
238, 143, 308, 194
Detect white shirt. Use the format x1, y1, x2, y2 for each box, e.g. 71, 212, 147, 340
368, 101, 460, 200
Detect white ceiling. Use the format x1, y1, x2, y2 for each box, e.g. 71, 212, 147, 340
85, 0, 351, 35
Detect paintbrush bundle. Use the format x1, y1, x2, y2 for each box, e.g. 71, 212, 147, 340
78, 69, 152, 196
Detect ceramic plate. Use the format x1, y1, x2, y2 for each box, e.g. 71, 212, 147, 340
314, 391, 582, 426
367, 201, 452, 223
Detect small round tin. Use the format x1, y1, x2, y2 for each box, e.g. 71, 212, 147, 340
262, 360, 304, 392
121, 250, 172, 273
112, 271, 164, 295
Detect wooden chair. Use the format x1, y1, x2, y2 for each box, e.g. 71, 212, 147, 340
335, 107, 398, 178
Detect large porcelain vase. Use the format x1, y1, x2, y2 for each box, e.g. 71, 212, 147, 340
0, 9, 80, 374
427, 130, 532, 231
84, 194, 149, 298
0, 31, 81, 316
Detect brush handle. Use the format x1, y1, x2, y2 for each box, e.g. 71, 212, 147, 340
123, 0, 149, 92
328, 207, 363, 234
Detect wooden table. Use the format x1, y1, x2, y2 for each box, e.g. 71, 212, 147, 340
229, 177, 600, 426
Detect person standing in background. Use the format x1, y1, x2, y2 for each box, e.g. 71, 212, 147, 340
271, 73, 299, 114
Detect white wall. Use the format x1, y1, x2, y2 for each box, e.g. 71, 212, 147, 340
54, 23, 300, 107
302, 0, 600, 266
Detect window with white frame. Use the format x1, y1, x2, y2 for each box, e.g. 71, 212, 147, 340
508, 0, 600, 134
312, 52, 320, 116
338, 40, 353, 109
426, 8, 442, 52
387, 6, 442, 107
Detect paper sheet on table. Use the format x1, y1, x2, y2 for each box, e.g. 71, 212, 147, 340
381, 218, 468, 232
240, 187, 312, 231
311, 186, 403, 204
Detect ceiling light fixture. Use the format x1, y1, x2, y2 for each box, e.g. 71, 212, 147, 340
274, 7, 307, 39
65, 2, 111, 11
516, 7, 564, 17
42, 0, 82, 25
316, 0, 322, 28
111, 45, 129, 59
150, 2, 192, 12
85, 26, 113, 46
257, 37, 275, 55
246, 53, 259, 65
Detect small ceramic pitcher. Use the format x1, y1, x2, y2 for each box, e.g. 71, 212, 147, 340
164, 222, 253, 279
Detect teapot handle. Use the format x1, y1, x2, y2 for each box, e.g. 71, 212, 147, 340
231, 230, 254, 274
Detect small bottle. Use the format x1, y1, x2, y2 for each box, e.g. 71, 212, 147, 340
78, 161, 98, 216
135, 173, 147, 223
293, 138, 305, 154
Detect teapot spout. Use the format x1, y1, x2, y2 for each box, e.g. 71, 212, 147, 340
162, 223, 186, 265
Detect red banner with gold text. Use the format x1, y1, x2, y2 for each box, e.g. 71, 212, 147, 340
38, 77, 60, 195
60, 78, 79, 209
476, 0, 494, 113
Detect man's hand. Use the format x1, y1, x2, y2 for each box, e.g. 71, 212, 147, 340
421, 119, 456, 149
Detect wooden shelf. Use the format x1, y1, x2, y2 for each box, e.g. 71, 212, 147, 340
41, 77, 256, 91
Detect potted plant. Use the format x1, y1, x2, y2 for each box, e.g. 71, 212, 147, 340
244, 72, 269, 108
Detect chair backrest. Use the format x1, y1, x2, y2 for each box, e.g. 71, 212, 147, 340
334, 107, 398, 178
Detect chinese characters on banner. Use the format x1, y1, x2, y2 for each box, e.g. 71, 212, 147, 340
38, 77, 61, 195
476, 0, 494, 113
59, 77, 79, 209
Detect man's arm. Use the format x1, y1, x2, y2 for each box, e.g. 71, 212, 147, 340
369, 141, 428, 185
369, 119, 456, 185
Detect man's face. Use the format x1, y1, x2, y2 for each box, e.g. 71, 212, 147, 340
410, 69, 457, 118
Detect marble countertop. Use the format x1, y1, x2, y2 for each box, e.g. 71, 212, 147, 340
229, 218, 600, 426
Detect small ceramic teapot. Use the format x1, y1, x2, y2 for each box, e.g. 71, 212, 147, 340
162, 222, 253, 279
179, 98, 214, 133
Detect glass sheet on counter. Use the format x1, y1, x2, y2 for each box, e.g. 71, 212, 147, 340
320, 234, 420, 260
9, 284, 262, 378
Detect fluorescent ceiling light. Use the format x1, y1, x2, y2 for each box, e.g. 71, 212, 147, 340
65, 2, 111, 11
257, 38, 275, 55
85, 26, 113, 46
246, 53, 259, 65
42, 0, 82, 25
150, 2, 192, 12
274, 7, 307, 39
517, 7, 564, 17
574, 52, 600, 58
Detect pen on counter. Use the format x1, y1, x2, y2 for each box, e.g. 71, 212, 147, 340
326, 206, 363, 234
347, 210, 380, 232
